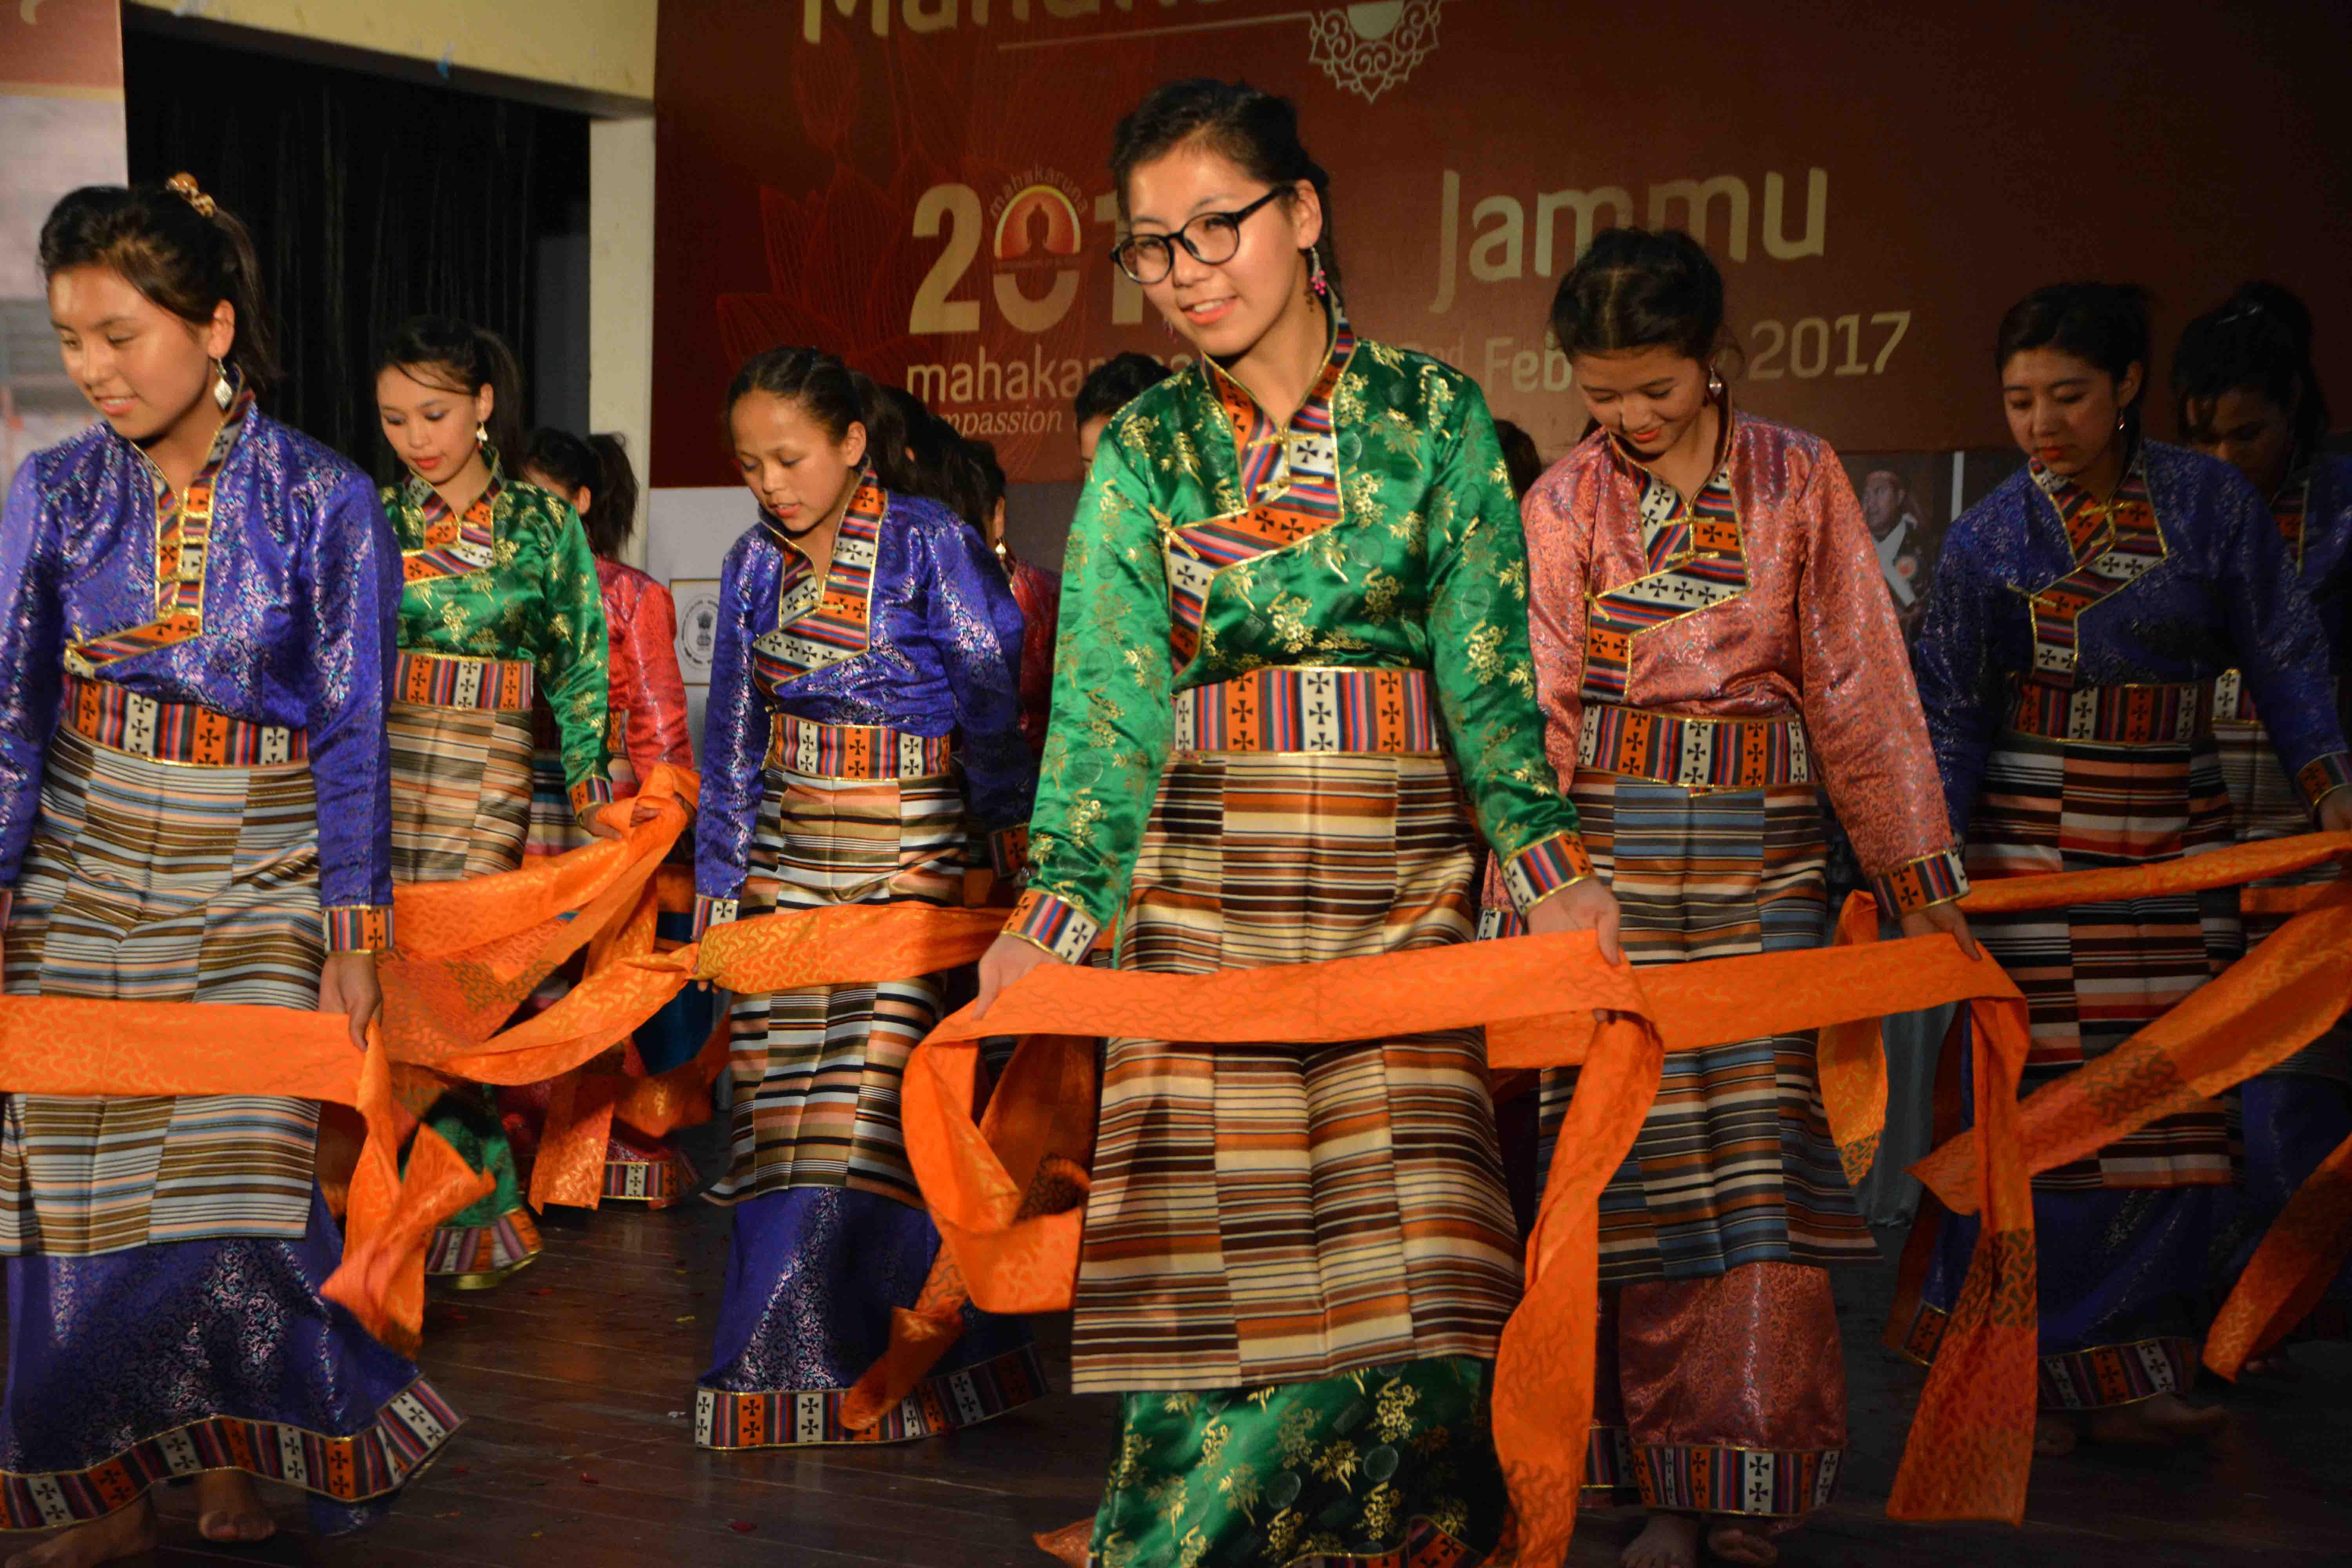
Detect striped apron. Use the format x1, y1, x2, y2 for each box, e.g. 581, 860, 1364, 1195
1073, 665, 1522, 1394
386, 650, 544, 1285
695, 712, 1043, 1449
1481, 699, 1852, 1522
1896, 681, 2241, 1409
1483, 700, 1866, 1281
0, 679, 322, 1252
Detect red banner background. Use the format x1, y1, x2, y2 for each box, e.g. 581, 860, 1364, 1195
653, 0, 2352, 485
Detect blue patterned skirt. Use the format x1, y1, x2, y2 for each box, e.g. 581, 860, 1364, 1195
0, 1189, 459, 1532
693, 1186, 1043, 1448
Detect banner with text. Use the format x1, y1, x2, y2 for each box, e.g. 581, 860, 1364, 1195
653, 0, 2352, 485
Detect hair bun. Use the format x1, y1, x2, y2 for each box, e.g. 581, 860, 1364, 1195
164, 173, 217, 219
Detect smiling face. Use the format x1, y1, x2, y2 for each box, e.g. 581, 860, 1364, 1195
728, 390, 867, 535
48, 263, 230, 443
2182, 385, 2297, 497
2000, 347, 2141, 480
1571, 345, 1711, 463
1126, 142, 1319, 361
377, 363, 492, 486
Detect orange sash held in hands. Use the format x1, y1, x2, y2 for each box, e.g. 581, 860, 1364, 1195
0, 1000, 490, 1356
1822, 833, 2352, 1522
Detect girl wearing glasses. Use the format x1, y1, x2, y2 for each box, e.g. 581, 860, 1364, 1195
1489, 227, 1968, 1568
1905, 284, 2352, 1455
975, 78, 1615, 1567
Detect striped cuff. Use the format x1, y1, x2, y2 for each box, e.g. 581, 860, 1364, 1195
2295, 750, 2352, 812
988, 824, 1031, 884
1871, 846, 1969, 916
571, 776, 616, 817
1005, 887, 1100, 963
692, 893, 740, 938
323, 904, 394, 954
1501, 832, 1597, 915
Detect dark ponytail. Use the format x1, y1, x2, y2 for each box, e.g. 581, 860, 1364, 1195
1549, 226, 1728, 368
523, 426, 642, 559
724, 346, 910, 492
377, 315, 527, 466
38, 176, 282, 393
2172, 281, 2329, 463
1110, 78, 1339, 297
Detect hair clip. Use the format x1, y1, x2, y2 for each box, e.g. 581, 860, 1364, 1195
165, 172, 217, 219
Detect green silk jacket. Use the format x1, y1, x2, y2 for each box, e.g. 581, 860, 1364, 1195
383, 455, 612, 803
1007, 307, 1590, 959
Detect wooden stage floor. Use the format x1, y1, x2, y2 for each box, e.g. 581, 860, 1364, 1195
29, 1121, 2352, 1567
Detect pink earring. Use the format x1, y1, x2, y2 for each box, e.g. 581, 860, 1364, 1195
1306, 247, 1329, 299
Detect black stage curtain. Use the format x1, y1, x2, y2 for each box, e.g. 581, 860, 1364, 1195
122, 30, 587, 472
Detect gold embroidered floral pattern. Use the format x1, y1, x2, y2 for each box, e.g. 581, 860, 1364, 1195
1021, 310, 1584, 937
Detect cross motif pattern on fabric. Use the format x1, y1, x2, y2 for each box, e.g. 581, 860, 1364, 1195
1163, 317, 1358, 664
2017, 451, 2167, 686
1579, 445, 1749, 703
398, 464, 502, 584
63, 388, 254, 676
751, 473, 886, 691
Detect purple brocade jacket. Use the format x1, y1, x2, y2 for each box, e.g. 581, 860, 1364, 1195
0, 401, 400, 931
1916, 438, 2352, 840
2289, 452, 2352, 681
694, 477, 1033, 920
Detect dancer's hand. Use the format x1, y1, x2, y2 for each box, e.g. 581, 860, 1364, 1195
581, 805, 626, 842
1528, 877, 1623, 964
974, 933, 1069, 1019
2322, 789, 2352, 840
318, 952, 383, 1051
1900, 901, 1980, 959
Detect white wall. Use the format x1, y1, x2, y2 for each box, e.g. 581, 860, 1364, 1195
590, 116, 657, 567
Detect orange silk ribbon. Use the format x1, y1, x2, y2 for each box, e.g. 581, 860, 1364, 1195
1818, 832, 2352, 1524
0, 1000, 490, 1357
891, 831, 2352, 1562
9, 796, 2344, 1552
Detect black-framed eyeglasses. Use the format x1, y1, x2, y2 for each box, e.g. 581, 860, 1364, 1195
1109, 187, 1288, 285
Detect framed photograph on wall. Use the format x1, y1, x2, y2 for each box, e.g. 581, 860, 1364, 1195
671, 577, 722, 688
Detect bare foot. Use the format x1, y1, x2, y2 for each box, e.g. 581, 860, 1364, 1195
2083, 1392, 2230, 1447
4, 1495, 158, 1568
2033, 1411, 2081, 1457
1032, 1519, 1092, 1567
1623, 1512, 1700, 1568
194, 1469, 276, 1544
1706, 1519, 1780, 1566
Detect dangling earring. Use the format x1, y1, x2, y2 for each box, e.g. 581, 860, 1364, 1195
476, 422, 491, 447
1706, 366, 1726, 401
1305, 246, 1329, 301
211, 358, 233, 410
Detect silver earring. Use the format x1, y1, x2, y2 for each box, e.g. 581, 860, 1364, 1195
476, 422, 491, 446
1706, 367, 1726, 400
211, 359, 233, 410
1306, 247, 1329, 299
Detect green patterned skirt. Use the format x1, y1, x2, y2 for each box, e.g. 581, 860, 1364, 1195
1090, 1357, 1504, 1568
